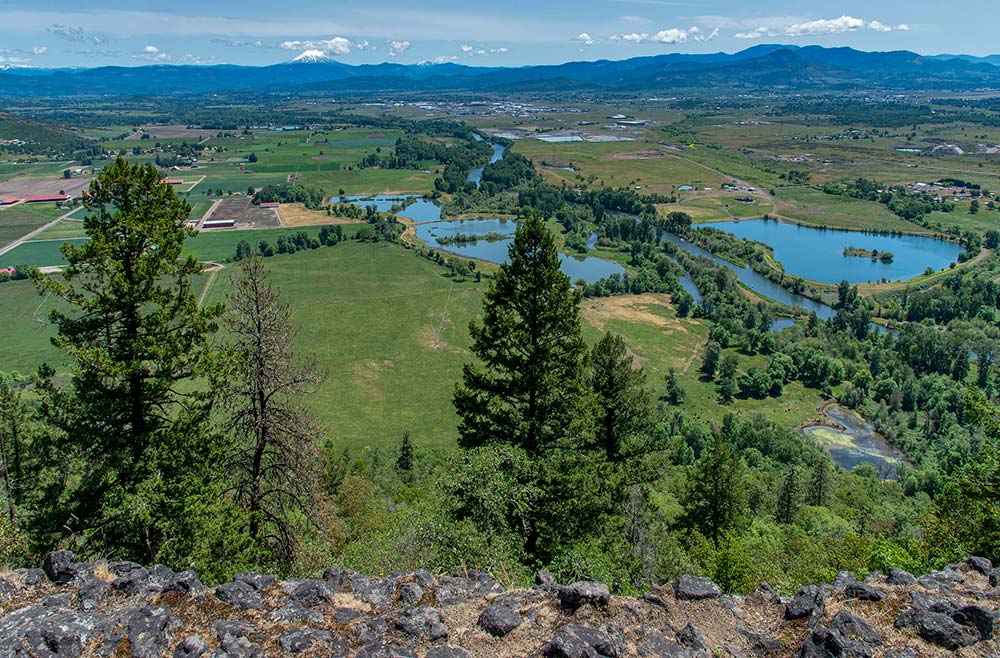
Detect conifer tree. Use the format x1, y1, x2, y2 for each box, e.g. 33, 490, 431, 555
680, 432, 748, 544
776, 465, 801, 524
590, 332, 652, 463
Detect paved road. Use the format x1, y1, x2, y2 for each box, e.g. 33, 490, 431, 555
0, 205, 83, 259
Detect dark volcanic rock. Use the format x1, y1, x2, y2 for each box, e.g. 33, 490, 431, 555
393, 605, 448, 641
426, 646, 474, 658
967, 556, 993, 576
844, 582, 884, 602
830, 610, 881, 644
677, 622, 708, 653
356, 643, 418, 658
288, 579, 333, 607
43, 550, 78, 585
951, 604, 996, 640
535, 568, 558, 590
635, 628, 689, 657
128, 606, 178, 658
886, 568, 916, 585
278, 628, 339, 653
214, 580, 262, 608
800, 626, 873, 658
784, 585, 825, 623
737, 625, 781, 654
895, 609, 979, 650
673, 575, 722, 601
545, 623, 620, 658
174, 635, 209, 658
557, 581, 612, 610
478, 601, 523, 637
234, 572, 276, 591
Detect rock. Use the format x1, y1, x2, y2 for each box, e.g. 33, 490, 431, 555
399, 582, 423, 606
722, 596, 746, 620
535, 569, 558, 589
737, 625, 781, 655
545, 624, 620, 658
673, 575, 722, 601
355, 618, 388, 644
951, 604, 996, 640
128, 606, 177, 658
800, 626, 873, 658
77, 577, 111, 610
886, 568, 916, 585
174, 635, 209, 658
834, 571, 857, 587
212, 620, 255, 645
333, 606, 364, 624
641, 591, 668, 608
557, 581, 612, 610
750, 582, 781, 605
895, 610, 979, 650
233, 572, 276, 591
167, 570, 205, 595
113, 564, 150, 594
394, 606, 448, 641
634, 628, 689, 657
991, 569, 999, 588
967, 556, 993, 576
356, 643, 418, 658
676, 622, 708, 653
917, 568, 963, 589
288, 579, 333, 607
42, 593, 71, 607
426, 645, 474, 658
830, 611, 881, 645
18, 611, 109, 658
278, 628, 336, 653
785, 585, 825, 624
214, 580, 261, 609
269, 601, 325, 625
322, 566, 358, 592
43, 550, 78, 585
844, 582, 884, 602
478, 602, 523, 637
219, 636, 265, 658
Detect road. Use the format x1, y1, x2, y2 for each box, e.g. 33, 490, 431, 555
0, 205, 83, 258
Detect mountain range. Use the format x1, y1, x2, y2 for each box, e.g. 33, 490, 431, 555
3, 44, 1000, 97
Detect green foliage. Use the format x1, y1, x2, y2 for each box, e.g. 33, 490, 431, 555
680, 433, 748, 544
590, 333, 654, 462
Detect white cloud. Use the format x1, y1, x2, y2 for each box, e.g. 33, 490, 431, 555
32, 46, 47, 55
421, 55, 458, 65
47, 24, 85, 41
0, 55, 31, 65
735, 27, 768, 39
388, 40, 411, 56
784, 15, 864, 36
868, 20, 909, 32
574, 32, 594, 45
461, 44, 473, 53
355, 39, 375, 51
143, 45, 159, 53
280, 37, 352, 55
611, 26, 709, 45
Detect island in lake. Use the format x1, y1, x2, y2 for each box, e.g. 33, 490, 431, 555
844, 246, 894, 263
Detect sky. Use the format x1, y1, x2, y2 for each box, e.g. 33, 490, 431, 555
0, 0, 997, 69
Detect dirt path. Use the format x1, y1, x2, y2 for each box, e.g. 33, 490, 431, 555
0, 205, 83, 258
197, 199, 222, 230
197, 262, 225, 308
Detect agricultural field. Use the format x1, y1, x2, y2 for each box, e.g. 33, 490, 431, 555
773, 186, 933, 234
0, 203, 69, 248
659, 194, 773, 223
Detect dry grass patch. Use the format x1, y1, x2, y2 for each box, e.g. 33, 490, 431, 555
278, 203, 363, 227
582, 294, 688, 333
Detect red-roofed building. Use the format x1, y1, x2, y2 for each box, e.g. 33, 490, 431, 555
164, 179, 184, 185
259, 202, 280, 209
24, 194, 70, 203
0, 198, 18, 206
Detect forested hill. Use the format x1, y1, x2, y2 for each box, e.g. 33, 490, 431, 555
4, 44, 1000, 97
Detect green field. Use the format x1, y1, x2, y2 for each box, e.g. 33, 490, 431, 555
0, 204, 67, 248
659, 195, 773, 224
775, 187, 932, 234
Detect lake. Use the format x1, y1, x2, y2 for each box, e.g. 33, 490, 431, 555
415, 219, 626, 284
802, 405, 908, 479
708, 219, 962, 284
335, 194, 443, 223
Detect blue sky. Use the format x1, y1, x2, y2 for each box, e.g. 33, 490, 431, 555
0, 0, 996, 68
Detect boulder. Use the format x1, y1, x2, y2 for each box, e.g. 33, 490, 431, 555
634, 628, 690, 657
967, 557, 993, 576
830, 611, 881, 645
784, 585, 824, 623
128, 606, 178, 658
557, 581, 612, 610
270, 601, 325, 625
535, 569, 558, 590
426, 646, 474, 658
233, 572, 276, 591
673, 576, 722, 601
676, 622, 708, 653
355, 643, 418, 658
478, 602, 523, 637
895, 610, 979, 650
214, 580, 261, 609
399, 582, 423, 606
288, 579, 333, 607
737, 625, 781, 654
951, 604, 996, 640
799, 626, 873, 658
886, 568, 916, 585
393, 606, 448, 641
43, 550, 78, 585
277, 628, 338, 653
834, 571, 857, 587
544, 624, 620, 658
844, 582, 884, 602
174, 635, 209, 658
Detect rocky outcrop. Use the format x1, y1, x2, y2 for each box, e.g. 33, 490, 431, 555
0, 552, 997, 656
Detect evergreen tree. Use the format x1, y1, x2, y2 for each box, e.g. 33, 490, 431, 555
662, 368, 685, 406
808, 454, 833, 506
454, 212, 590, 454
32, 158, 223, 561
718, 354, 739, 403
680, 433, 748, 544
396, 431, 415, 473
776, 465, 801, 524
590, 332, 652, 463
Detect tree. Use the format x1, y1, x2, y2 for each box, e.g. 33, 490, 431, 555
217, 257, 325, 569
396, 431, 415, 473
970, 199, 980, 215
718, 354, 739, 404
662, 368, 685, 406
680, 432, 748, 544
776, 466, 801, 524
234, 240, 253, 261
590, 332, 653, 463
454, 212, 590, 454
701, 341, 721, 378
808, 454, 833, 506
32, 158, 223, 561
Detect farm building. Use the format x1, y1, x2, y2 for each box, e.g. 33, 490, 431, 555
24, 194, 70, 203
0, 198, 18, 206
259, 202, 280, 209
164, 179, 184, 185
202, 218, 236, 229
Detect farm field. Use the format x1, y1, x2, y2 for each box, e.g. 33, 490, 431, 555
659, 194, 773, 223
0, 204, 66, 248
773, 186, 934, 234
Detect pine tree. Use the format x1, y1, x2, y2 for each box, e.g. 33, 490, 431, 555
680, 432, 748, 544
718, 354, 739, 403
662, 367, 685, 406
808, 454, 833, 506
454, 212, 590, 454
396, 431, 415, 473
590, 332, 652, 463
701, 341, 721, 378
32, 158, 223, 561
776, 465, 800, 524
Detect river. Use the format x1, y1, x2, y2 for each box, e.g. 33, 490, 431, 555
802, 405, 908, 480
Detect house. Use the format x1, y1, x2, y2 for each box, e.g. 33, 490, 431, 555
24, 194, 70, 203
259, 202, 280, 209
0, 198, 18, 206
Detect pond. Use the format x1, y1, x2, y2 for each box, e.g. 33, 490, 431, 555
415, 219, 627, 284
334, 194, 443, 223
466, 143, 506, 188
708, 219, 963, 284
802, 405, 908, 480
662, 233, 836, 320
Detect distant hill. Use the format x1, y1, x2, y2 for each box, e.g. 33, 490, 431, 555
3, 45, 1000, 97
